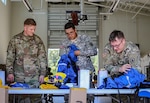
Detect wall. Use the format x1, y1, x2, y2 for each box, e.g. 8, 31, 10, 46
137, 15, 150, 55
10, 1, 48, 50
101, 12, 138, 49
0, 0, 11, 64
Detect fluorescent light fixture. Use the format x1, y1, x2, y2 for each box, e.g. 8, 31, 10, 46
45, 0, 62, 2
99, 13, 113, 15
109, 0, 120, 12
22, 0, 33, 12
88, 0, 105, 1
11, 0, 22, 1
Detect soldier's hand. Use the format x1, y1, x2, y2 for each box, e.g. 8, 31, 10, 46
7, 74, 14, 82
119, 64, 131, 73
39, 75, 45, 84
74, 50, 80, 56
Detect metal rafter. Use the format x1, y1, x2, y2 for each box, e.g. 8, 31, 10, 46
73, 0, 150, 17
132, 0, 150, 19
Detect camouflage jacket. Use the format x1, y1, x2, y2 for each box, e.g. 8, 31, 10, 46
6, 32, 47, 82
59, 34, 97, 72
103, 41, 141, 75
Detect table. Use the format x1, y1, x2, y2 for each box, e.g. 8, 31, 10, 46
8, 88, 136, 95
8, 88, 150, 103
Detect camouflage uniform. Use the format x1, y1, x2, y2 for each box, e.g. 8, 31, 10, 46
103, 41, 141, 75
60, 34, 97, 72
6, 32, 47, 88
60, 34, 97, 102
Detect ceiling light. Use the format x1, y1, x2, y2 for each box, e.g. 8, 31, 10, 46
88, 0, 105, 1
22, 0, 33, 12
45, 0, 62, 2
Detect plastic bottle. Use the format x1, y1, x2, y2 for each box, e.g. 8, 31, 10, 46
97, 68, 108, 88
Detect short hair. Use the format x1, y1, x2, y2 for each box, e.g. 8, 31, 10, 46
109, 30, 125, 42
24, 18, 36, 26
64, 22, 75, 30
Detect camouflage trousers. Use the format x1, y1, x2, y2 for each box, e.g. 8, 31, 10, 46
9, 78, 41, 103
9, 94, 42, 103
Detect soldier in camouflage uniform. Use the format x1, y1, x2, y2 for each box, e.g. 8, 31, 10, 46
6, 18, 47, 103
60, 22, 97, 72
103, 30, 141, 76
60, 22, 97, 103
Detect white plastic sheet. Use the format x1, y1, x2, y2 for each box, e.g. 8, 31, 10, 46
78, 70, 90, 89
97, 69, 108, 88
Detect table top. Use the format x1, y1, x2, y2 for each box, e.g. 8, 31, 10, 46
8, 88, 141, 95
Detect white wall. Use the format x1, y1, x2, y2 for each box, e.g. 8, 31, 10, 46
10, 1, 48, 50
0, 0, 11, 64
137, 15, 150, 55
100, 12, 138, 49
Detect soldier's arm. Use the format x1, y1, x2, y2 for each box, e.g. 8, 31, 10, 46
38, 40, 47, 76
103, 45, 121, 74
6, 38, 16, 75
79, 36, 97, 56
128, 48, 141, 72
59, 40, 68, 56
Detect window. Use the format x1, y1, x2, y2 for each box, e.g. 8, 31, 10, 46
48, 48, 99, 75
48, 49, 60, 75
91, 49, 99, 74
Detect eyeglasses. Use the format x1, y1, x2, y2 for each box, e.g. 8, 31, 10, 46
111, 39, 123, 48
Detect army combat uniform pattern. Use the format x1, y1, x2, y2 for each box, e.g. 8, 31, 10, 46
59, 34, 97, 72
60, 34, 97, 102
103, 41, 141, 75
6, 32, 47, 88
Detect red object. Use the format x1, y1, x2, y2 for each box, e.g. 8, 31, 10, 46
71, 11, 78, 26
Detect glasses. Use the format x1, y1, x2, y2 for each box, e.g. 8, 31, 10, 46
111, 39, 123, 48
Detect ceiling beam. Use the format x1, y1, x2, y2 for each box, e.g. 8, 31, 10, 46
132, 0, 149, 19
22, 0, 33, 12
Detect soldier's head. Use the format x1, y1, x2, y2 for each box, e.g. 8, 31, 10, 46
23, 18, 36, 37
64, 22, 77, 40
109, 30, 126, 53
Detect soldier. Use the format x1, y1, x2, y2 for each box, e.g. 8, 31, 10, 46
60, 22, 97, 73
103, 30, 141, 76
6, 18, 47, 103
60, 22, 97, 102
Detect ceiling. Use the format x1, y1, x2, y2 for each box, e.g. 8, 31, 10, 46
11, 0, 150, 18
75, 0, 150, 19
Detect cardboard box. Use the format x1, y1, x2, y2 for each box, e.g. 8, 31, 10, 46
69, 88, 87, 103
0, 88, 8, 103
